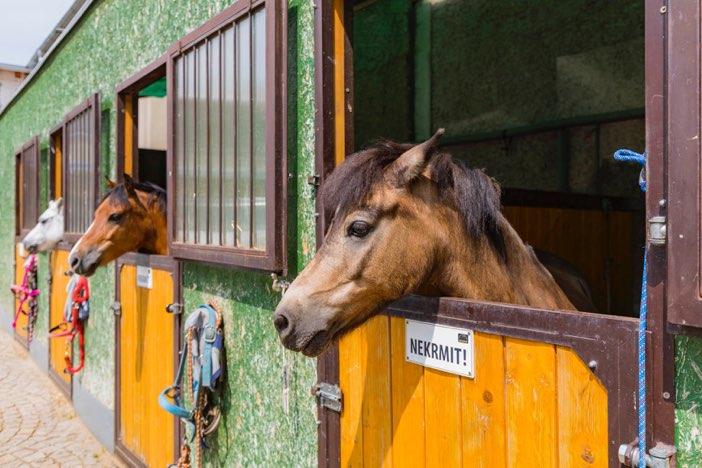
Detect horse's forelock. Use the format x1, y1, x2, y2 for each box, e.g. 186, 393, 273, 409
98, 181, 166, 213
320, 140, 506, 259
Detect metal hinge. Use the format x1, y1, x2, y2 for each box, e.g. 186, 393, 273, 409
307, 174, 320, 189
312, 382, 342, 413
648, 216, 666, 245
165, 303, 183, 314
111, 301, 121, 316
618, 441, 675, 467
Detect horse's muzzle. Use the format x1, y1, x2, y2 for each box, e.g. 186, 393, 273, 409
68, 250, 101, 277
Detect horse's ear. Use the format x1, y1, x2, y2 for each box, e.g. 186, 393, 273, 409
123, 173, 137, 197
385, 128, 445, 188
105, 176, 117, 189
54, 197, 63, 212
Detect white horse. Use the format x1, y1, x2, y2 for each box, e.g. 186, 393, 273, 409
22, 198, 64, 253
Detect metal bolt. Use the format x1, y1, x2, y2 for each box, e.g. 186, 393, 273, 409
660, 5, 667, 13
288, 172, 294, 179
588, 360, 598, 370
663, 391, 671, 400
659, 199, 666, 208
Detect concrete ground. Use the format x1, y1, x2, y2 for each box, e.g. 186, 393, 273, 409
0, 330, 121, 467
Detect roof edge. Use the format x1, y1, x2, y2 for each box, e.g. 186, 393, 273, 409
0, 0, 97, 120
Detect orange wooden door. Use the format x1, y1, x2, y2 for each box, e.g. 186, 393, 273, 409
339, 315, 615, 468
118, 264, 177, 467
49, 250, 72, 385
13, 243, 29, 343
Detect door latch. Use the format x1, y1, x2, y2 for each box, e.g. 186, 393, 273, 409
166, 303, 183, 314
312, 382, 343, 413
648, 216, 666, 245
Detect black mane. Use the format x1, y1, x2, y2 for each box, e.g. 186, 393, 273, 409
320, 140, 506, 259
99, 180, 167, 213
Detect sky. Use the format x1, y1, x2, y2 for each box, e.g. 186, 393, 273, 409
0, 0, 74, 66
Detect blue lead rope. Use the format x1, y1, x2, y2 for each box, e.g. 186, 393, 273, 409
614, 148, 647, 466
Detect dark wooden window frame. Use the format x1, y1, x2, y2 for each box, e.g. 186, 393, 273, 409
58, 93, 102, 245
166, 0, 287, 272
665, 1, 702, 332
313, 1, 676, 466
15, 136, 40, 239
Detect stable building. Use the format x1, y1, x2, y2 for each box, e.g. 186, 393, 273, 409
0, 0, 701, 466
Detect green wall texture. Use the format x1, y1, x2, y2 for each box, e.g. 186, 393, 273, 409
0, 0, 317, 465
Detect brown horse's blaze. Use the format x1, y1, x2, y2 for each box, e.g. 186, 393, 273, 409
68, 174, 167, 276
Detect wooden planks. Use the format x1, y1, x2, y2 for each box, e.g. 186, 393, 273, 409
339, 318, 608, 467
505, 338, 557, 467
503, 205, 636, 315
390, 318, 425, 467
556, 348, 608, 467
53, 132, 62, 198
124, 96, 134, 175
461, 332, 506, 468
49, 250, 72, 384
339, 320, 367, 467
119, 265, 176, 467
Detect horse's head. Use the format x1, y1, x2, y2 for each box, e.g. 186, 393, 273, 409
274, 129, 506, 356
68, 174, 167, 276
22, 198, 65, 253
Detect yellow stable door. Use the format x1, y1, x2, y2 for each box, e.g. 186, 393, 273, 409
49, 250, 72, 388
117, 261, 178, 467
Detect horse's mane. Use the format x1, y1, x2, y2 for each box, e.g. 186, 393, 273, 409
100, 180, 167, 213
320, 140, 506, 259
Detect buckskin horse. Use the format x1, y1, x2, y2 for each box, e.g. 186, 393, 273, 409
68, 174, 167, 276
274, 129, 594, 357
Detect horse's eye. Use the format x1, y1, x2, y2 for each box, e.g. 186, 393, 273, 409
348, 220, 372, 238
40, 219, 48, 225
108, 213, 123, 224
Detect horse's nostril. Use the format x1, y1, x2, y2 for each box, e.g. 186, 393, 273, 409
273, 313, 290, 335
69, 256, 80, 269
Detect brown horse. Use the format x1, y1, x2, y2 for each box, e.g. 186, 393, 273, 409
68, 174, 167, 276
274, 129, 592, 357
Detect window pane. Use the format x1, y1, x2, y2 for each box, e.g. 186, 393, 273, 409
184, 50, 196, 244
222, 26, 236, 248
209, 35, 222, 246
236, 16, 251, 248
252, 9, 267, 250
175, 56, 185, 243
89, 110, 96, 227
67, 120, 75, 232
196, 44, 208, 244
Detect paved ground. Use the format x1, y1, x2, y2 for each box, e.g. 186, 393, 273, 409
0, 330, 121, 467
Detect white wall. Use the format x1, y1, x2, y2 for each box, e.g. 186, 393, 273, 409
0, 69, 27, 110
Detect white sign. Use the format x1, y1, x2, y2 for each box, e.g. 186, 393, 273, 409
136, 265, 153, 289
405, 319, 475, 378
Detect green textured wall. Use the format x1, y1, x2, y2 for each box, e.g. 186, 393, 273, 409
0, 0, 318, 464
676, 336, 702, 466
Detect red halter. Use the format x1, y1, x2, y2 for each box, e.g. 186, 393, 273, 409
49, 275, 89, 374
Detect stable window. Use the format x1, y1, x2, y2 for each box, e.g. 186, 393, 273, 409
168, 0, 286, 271
116, 56, 168, 191
15, 136, 40, 237
60, 94, 101, 242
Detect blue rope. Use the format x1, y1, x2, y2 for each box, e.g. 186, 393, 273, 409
614, 148, 647, 466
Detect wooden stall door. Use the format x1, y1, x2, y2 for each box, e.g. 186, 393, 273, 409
49, 250, 72, 388
337, 299, 638, 468
117, 264, 177, 467
13, 244, 28, 343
